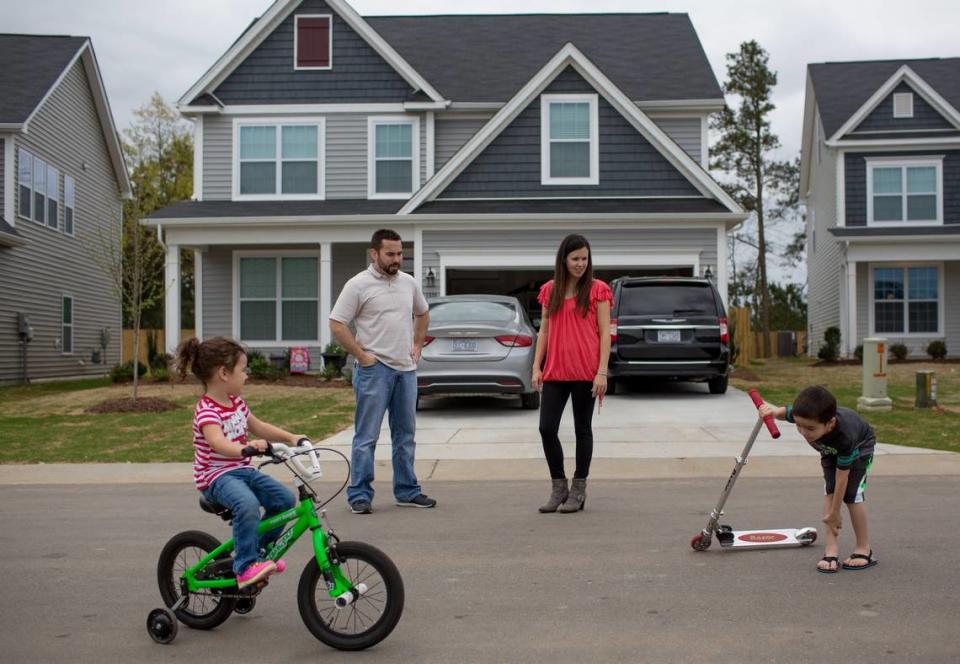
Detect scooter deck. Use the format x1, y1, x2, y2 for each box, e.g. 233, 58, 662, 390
719, 527, 818, 549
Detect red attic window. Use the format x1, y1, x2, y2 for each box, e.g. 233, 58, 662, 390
296, 15, 331, 69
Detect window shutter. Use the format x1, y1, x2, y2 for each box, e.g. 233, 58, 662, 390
297, 17, 330, 68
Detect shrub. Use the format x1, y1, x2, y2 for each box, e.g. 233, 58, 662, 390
323, 341, 345, 356
322, 363, 340, 381
340, 365, 353, 383
152, 366, 170, 382
111, 361, 148, 383
927, 340, 948, 360
247, 354, 275, 379
817, 326, 841, 363
854, 344, 863, 362
824, 326, 841, 348
890, 343, 909, 361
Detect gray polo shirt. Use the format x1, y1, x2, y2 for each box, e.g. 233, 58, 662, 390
330, 264, 429, 371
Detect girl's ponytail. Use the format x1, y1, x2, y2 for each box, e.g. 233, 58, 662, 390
174, 337, 201, 380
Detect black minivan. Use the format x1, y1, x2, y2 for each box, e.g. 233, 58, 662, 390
607, 277, 730, 394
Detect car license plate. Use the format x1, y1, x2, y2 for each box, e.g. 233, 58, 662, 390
451, 339, 479, 352
657, 329, 682, 343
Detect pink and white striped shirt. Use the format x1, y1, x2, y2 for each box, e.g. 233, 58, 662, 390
192, 394, 252, 489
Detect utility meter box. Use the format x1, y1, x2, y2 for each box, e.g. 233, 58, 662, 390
858, 337, 892, 412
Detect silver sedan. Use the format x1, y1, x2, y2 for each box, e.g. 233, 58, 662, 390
416, 295, 540, 409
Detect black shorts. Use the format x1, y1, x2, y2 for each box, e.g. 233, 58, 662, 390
822, 454, 873, 504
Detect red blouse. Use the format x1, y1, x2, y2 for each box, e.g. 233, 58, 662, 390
537, 279, 613, 382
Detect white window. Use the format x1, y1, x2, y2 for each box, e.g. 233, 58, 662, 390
62, 295, 74, 354
64, 175, 76, 235
47, 164, 59, 230
236, 254, 320, 343
541, 94, 599, 185
33, 156, 47, 225
866, 158, 942, 225
17, 148, 32, 219
368, 117, 420, 199
872, 264, 942, 336
234, 119, 324, 200
893, 92, 914, 119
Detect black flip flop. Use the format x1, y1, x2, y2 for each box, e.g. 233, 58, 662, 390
817, 555, 839, 574
842, 550, 878, 571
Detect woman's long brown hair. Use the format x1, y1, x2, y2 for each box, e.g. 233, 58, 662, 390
545, 234, 594, 318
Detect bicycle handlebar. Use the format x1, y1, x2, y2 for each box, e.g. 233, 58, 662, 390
748, 388, 781, 439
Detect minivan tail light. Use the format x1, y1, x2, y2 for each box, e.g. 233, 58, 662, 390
496, 335, 533, 348
719, 317, 729, 345
423, 336, 435, 347
610, 318, 618, 344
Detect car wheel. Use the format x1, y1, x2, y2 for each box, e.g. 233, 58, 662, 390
415, 394, 422, 411
520, 392, 540, 410
708, 375, 728, 394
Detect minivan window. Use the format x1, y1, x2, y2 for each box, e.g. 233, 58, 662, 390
617, 283, 716, 316
430, 301, 516, 323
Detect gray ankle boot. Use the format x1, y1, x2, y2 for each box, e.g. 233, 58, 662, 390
539, 479, 569, 513
558, 478, 586, 512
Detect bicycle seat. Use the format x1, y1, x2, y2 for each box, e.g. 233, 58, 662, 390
199, 496, 233, 522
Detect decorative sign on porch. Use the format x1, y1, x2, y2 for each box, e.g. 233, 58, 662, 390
289, 347, 310, 374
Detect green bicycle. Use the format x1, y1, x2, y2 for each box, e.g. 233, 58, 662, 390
146, 440, 404, 651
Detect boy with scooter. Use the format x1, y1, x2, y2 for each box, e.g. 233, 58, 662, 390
759, 386, 878, 573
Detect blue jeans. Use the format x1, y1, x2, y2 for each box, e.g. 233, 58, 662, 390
203, 468, 296, 575
348, 360, 422, 504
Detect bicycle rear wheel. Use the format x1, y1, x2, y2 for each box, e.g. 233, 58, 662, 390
297, 541, 404, 650
157, 530, 237, 630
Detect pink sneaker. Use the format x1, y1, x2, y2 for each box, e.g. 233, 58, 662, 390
274, 559, 287, 574
237, 560, 276, 588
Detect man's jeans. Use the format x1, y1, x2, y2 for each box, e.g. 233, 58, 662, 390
202, 468, 296, 575
347, 360, 422, 505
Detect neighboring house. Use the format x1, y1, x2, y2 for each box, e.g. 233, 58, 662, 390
0, 35, 131, 383
802, 58, 960, 358
147, 0, 746, 364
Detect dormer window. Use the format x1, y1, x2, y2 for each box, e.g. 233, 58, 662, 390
540, 94, 599, 185
893, 92, 914, 118
295, 15, 331, 70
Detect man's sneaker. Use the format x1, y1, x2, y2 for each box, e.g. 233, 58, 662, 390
396, 494, 437, 508
350, 500, 373, 514
237, 560, 276, 588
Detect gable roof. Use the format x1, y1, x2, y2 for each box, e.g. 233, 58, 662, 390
809, 58, 960, 139
365, 13, 722, 104
400, 43, 741, 216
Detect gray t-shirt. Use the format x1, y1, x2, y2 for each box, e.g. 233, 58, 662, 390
329, 264, 429, 371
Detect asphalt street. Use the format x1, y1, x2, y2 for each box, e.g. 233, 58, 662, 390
2, 477, 959, 663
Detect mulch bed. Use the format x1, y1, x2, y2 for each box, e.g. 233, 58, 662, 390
813, 358, 959, 367
245, 375, 352, 389
86, 397, 182, 414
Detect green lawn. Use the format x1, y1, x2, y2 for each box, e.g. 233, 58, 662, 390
730, 357, 959, 453
0, 379, 355, 464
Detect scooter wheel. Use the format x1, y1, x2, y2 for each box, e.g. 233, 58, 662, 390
690, 533, 711, 551
147, 607, 178, 644
796, 527, 818, 545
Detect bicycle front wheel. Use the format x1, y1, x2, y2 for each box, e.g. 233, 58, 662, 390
157, 530, 237, 630
297, 541, 404, 650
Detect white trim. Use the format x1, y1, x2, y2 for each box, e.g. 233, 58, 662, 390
700, 115, 709, 169
24, 45, 85, 131
193, 115, 204, 201
828, 137, 960, 148
828, 65, 960, 142
849, 127, 960, 136
320, 242, 332, 348
63, 174, 76, 237
367, 115, 421, 200
865, 156, 943, 227
232, 249, 324, 347
425, 112, 435, 180
164, 245, 181, 355
2, 136, 13, 224
413, 226, 424, 288
293, 14, 333, 71
399, 43, 741, 215
187, 103, 431, 116
846, 240, 960, 262
437, 250, 699, 297
716, 225, 728, 308
60, 293, 75, 356
194, 250, 204, 339
178, 0, 445, 106
836, 149, 845, 227
892, 92, 914, 119
433, 194, 706, 202
231, 116, 326, 201
867, 261, 945, 338
540, 93, 600, 186
845, 261, 857, 356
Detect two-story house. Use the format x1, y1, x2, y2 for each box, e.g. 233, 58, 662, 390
147, 0, 746, 364
0, 35, 131, 383
802, 59, 960, 358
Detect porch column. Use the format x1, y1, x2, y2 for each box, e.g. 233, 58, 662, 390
164, 244, 181, 355
194, 249, 204, 339
320, 242, 332, 349
716, 225, 729, 308
846, 261, 858, 357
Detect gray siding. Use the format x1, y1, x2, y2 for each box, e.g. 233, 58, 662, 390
0, 137, 5, 215
856, 261, 959, 358
0, 60, 123, 382
435, 117, 490, 171
440, 67, 701, 199
845, 150, 960, 227
213, 0, 414, 105
853, 82, 954, 133
332, 242, 368, 296
652, 117, 702, 164
202, 115, 232, 200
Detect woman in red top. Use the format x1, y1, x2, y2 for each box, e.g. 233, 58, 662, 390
533, 234, 612, 513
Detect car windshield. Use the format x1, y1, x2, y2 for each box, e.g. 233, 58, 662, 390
429, 301, 517, 323
618, 283, 716, 316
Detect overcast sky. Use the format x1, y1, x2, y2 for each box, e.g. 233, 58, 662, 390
5, 0, 959, 283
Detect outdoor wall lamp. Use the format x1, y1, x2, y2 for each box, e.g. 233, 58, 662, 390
425, 267, 436, 287
703, 265, 714, 281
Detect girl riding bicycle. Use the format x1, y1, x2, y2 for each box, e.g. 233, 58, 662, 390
175, 337, 305, 589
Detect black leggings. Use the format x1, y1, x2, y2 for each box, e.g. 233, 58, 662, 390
538, 381, 595, 480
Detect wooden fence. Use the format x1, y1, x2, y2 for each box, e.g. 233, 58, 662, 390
728, 306, 805, 364
122, 329, 195, 365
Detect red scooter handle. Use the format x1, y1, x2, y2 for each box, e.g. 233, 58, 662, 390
748, 388, 781, 439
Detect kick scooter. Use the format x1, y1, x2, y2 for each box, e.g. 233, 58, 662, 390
690, 389, 818, 551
